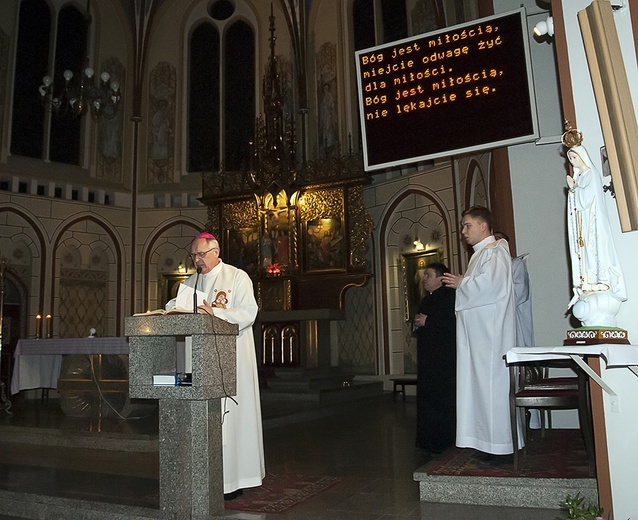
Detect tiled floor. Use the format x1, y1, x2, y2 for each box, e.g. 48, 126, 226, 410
0, 393, 564, 519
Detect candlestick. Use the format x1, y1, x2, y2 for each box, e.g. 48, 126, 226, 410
36, 314, 42, 339
45, 314, 52, 338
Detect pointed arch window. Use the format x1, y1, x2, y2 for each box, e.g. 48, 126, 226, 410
188, 23, 220, 172
11, 0, 50, 159
352, 0, 408, 51
11, 0, 86, 165
187, 10, 255, 173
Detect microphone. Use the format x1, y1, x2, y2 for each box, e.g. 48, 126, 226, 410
193, 266, 202, 314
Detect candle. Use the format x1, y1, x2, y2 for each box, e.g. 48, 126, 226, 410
36, 314, 42, 339
46, 314, 52, 338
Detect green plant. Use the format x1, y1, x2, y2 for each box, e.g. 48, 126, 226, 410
557, 493, 604, 520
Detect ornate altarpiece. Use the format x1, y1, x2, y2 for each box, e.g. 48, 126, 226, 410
201, 152, 373, 310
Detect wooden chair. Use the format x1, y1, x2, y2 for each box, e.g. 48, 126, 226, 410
509, 359, 596, 475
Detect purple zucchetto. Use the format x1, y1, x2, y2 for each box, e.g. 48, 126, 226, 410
195, 231, 216, 241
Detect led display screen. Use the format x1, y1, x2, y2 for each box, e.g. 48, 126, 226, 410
355, 9, 539, 171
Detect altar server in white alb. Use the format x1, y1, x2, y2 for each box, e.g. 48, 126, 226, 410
166, 231, 265, 499
442, 206, 522, 464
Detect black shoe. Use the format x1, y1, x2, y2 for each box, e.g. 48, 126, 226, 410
224, 489, 243, 501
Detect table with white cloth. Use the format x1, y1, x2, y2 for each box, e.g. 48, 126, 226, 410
506, 344, 638, 404
10, 337, 129, 400
506, 343, 638, 519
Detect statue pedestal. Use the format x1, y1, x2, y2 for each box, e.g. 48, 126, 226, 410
564, 328, 630, 346
125, 314, 238, 519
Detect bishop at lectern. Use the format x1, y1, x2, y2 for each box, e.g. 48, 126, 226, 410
166, 231, 265, 498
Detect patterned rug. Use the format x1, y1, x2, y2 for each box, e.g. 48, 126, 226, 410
426, 429, 593, 479
224, 473, 342, 513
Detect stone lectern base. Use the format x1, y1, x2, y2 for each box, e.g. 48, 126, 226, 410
125, 314, 239, 519
563, 328, 630, 346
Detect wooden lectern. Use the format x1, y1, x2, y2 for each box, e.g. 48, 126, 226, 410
125, 314, 238, 519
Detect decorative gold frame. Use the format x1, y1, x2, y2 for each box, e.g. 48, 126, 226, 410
401, 249, 441, 322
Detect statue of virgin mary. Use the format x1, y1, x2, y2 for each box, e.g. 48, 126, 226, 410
563, 123, 626, 327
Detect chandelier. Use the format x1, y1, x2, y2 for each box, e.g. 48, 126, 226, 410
39, 67, 120, 120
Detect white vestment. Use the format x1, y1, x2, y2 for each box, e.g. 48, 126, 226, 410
512, 255, 540, 429
512, 256, 534, 348
455, 236, 522, 455
167, 260, 265, 492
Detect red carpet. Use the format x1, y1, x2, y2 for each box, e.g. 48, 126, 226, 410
427, 429, 593, 478
225, 473, 342, 513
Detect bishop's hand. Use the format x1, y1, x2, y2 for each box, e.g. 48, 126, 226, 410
197, 299, 215, 316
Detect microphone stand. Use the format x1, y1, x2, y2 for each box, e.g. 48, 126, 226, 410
193, 266, 202, 314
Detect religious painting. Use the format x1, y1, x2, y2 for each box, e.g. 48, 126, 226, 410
159, 273, 189, 306
401, 249, 441, 322
225, 227, 260, 277
304, 217, 345, 272
264, 208, 291, 268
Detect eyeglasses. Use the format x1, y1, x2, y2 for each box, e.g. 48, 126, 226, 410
189, 247, 218, 261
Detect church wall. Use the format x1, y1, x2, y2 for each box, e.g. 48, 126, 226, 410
309, 0, 343, 158
143, 0, 296, 184
0, 188, 213, 336
143, 0, 190, 186
508, 140, 572, 347
495, 0, 638, 346
365, 162, 457, 379
0, 189, 130, 338
88, 0, 131, 186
